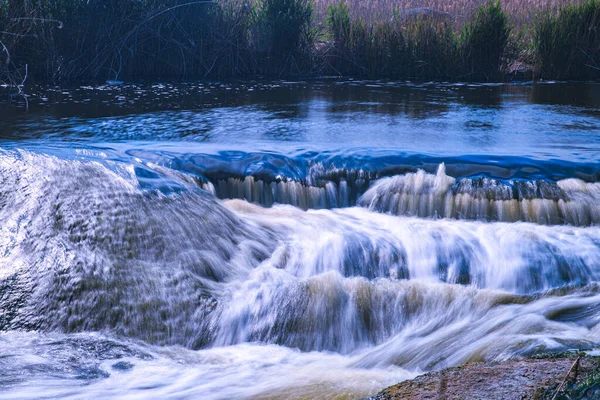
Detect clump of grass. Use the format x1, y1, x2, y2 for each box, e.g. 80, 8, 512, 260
560, 366, 600, 399
540, 356, 600, 400
325, 0, 508, 81
256, 0, 316, 74
408, 18, 458, 80
459, 0, 510, 80
533, 0, 600, 80
326, 1, 351, 52
326, 1, 456, 79
261, 0, 314, 56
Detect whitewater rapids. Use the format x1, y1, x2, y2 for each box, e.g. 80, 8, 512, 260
1, 149, 600, 399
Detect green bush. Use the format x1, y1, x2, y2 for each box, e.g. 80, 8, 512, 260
533, 0, 600, 80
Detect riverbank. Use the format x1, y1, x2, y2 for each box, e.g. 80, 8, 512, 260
369, 353, 600, 400
1, 0, 599, 85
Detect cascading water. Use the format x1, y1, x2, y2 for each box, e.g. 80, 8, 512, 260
1, 81, 600, 399
192, 161, 600, 226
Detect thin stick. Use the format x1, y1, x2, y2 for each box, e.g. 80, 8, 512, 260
9, 17, 64, 29
551, 356, 581, 400
19, 64, 28, 88
0, 40, 9, 65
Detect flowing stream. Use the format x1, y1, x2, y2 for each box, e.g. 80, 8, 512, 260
1, 81, 600, 399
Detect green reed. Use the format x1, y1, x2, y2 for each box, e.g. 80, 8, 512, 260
0, 0, 598, 83
459, 1, 510, 80
325, 0, 508, 81
533, 0, 600, 80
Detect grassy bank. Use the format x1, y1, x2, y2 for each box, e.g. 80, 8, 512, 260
0, 0, 599, 84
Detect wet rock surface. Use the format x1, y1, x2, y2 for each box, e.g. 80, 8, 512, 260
370, 356, 600, 400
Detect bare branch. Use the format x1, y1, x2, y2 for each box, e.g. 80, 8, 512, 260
0, 40, 10, 66
10, 17, 64, 29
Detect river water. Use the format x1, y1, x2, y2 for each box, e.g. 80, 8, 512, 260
1, 81, 600, 399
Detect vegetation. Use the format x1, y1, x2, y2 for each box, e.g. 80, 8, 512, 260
325, 0, 509, 80
259, 0, 315, 74
313, 0, 580, 28
541, 355, 600, 400
533, 0, 600, 80
0, 0, 260, 82
325, 2, 458, 79
0, 0, 599, 84
460, 1, 510, 80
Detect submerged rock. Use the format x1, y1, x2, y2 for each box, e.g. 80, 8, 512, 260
111, 361, 134, 371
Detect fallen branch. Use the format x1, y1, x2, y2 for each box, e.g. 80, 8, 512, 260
551, 356, 581, 400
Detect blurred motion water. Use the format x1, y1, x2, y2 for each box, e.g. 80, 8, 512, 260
1, 81, 600, 399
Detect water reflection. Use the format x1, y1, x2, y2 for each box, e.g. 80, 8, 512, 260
529, 83, 600, 108
0, 81, 599, 162
457, 85, 505, 108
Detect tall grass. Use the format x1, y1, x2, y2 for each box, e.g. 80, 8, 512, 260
325, 0, 509, 81
0, 0, 314, 82
0, 0, 599, 83
256, 0, 315, 74
314, 0, 582, 28
533, 0, 600, 80
459, 1, 510, 80
2, 0, 230, 82
32, 0, 260, 81
325, 2, 457, 79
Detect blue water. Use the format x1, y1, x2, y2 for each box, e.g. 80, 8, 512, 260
1, 81, 600, 399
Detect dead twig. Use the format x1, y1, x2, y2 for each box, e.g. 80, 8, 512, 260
551, 356, 581, 400
19, 64, 27, 88
0, 40, 10, 65
9, 17, 63, 29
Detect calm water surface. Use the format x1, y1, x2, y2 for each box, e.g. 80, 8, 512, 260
1, 81, 600, 399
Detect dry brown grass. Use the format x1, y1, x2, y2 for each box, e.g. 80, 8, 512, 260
313, 0, 582, 27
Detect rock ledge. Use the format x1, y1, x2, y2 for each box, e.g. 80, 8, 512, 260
370, 355, 600, 400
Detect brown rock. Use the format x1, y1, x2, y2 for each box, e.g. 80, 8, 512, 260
372, 357, 598, 400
